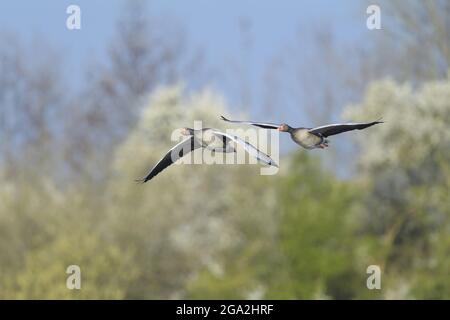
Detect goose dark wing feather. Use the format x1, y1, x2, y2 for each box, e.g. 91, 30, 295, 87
136, 137, 199, 183
220, 115, 280, 129
308, 120, 383, 137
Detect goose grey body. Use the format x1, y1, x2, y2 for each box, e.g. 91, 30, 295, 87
290, 128, 324, 149
137, 127, 278, 183
220, 115, 383, 149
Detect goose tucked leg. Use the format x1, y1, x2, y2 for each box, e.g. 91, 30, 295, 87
319, 139, 329, 148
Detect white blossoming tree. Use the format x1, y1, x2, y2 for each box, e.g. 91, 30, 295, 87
343, 77, 450, 298
107, 85, 279, 298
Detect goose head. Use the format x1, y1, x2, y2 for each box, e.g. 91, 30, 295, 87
181, 127, 194, 136
277, 124, 291, 132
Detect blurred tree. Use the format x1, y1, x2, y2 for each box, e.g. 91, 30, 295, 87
343, 76, 450, 298
0, 33, 65, 179
107, 85, 279, 298
267, 152, 365, 299
0, 229, 138, 299
261, 0, 450, 176
1, 0, 449, 301
61, 1, 173, 184
62, 0, 208, 185
185, 167, 280, 299
382, 0, 450, 81
185, 152, 368, 300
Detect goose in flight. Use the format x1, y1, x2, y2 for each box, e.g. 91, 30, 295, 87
136, 127, 278, 183
220, 115, 383, 150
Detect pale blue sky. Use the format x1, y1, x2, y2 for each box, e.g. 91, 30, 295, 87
0, 0, 368, 105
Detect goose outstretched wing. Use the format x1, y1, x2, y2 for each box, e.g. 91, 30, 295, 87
220, 115, 280, 130
136, 137, 200, 183
212, 130, 278, 167
308, 120, 383, 137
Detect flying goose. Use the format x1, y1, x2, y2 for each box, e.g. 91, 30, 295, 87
220, 115, 383, 150
136, 127, 278, 183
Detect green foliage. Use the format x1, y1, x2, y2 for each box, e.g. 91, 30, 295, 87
106, 86, 280, 298
268, 152, 364, 299
0, 78, 449, 299
0, 230, 138, 299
